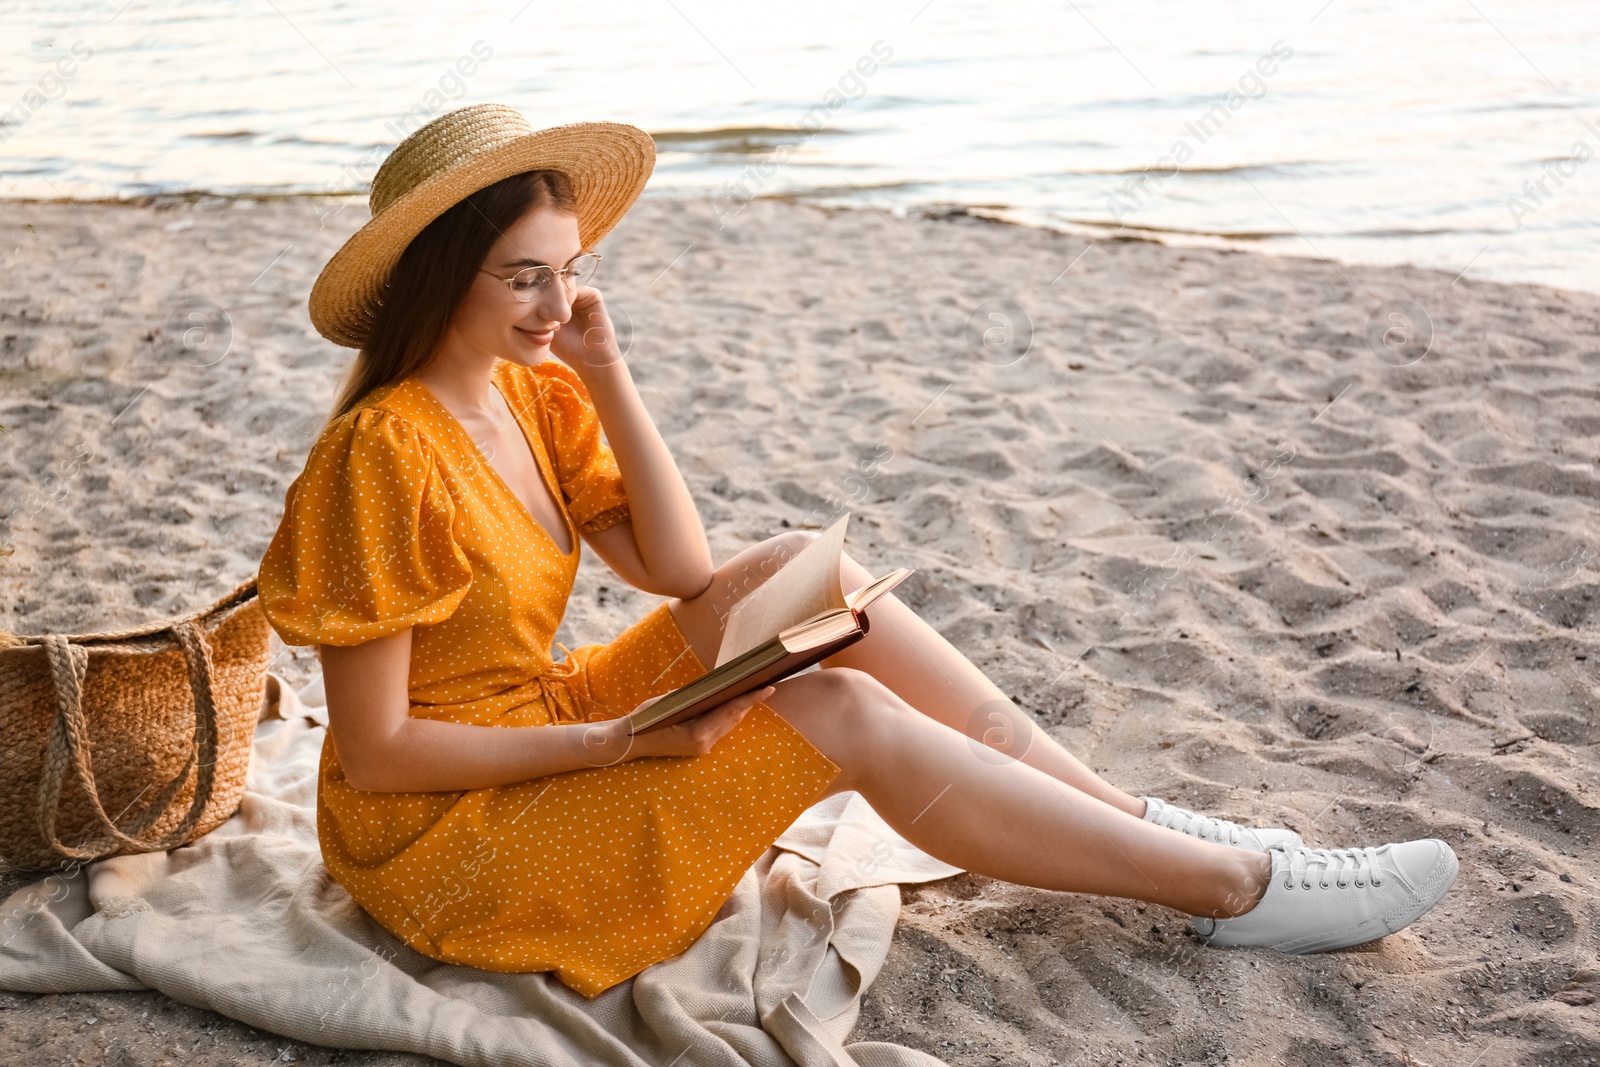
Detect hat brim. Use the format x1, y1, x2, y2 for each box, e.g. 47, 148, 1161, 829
309, 121, 655, 349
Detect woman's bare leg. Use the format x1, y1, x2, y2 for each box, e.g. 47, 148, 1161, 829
763, 667, 1271, 917
666, 532, 1147, 817
824, 548, 1146, 815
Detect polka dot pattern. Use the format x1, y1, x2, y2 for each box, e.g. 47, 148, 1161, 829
258, 358, 840, 998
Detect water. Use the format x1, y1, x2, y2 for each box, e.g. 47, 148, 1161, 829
4, 0, 1598, 293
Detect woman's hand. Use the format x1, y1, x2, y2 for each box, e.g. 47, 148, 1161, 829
549, 285, 625, 373
583, 685, 774, 763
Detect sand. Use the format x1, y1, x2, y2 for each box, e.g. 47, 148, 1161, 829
1, 192, 1597, 1067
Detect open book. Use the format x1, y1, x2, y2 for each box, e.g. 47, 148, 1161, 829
628, 512, 914, 734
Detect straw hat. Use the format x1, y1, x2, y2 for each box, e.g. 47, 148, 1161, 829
309, 104, 656, 348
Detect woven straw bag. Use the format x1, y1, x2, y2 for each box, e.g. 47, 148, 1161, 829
0, 577, 270, 873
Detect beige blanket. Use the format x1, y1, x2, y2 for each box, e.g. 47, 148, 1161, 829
0, 674, 960, 1066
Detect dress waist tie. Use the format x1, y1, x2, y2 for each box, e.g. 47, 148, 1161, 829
534, 642, 585, 724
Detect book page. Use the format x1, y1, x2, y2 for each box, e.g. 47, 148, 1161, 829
714, 512, 851, 667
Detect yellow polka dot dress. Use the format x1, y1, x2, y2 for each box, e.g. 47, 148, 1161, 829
258, 357, 840, 998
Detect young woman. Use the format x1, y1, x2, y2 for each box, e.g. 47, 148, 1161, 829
259, 104, 1458, 1001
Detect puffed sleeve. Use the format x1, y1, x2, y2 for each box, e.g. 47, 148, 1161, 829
258, 408, 473, 647
533, 360, 632, 536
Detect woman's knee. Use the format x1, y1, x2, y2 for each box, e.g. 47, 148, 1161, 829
807, 665, 880, 708
768, 666, 912, 749
668, 531, 824, 665
755, 530, 817, 573
685, 531, 814, 609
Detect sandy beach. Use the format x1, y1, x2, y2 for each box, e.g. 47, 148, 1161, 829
1, 193, 1597, 1066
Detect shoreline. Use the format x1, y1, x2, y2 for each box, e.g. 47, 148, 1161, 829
1, 193, 1598, 1066
2, 188, 1590, 301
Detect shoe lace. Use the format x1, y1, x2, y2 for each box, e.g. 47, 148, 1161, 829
1149, 802, 1243, 846
1283, 846, 1384, 890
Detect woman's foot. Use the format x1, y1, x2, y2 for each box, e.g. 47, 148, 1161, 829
1140, 796, 1304, 852
1191, 839, 1459, 953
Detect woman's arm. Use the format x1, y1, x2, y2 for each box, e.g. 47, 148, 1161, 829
552, 288, 714, 600
318, 628, 766, 793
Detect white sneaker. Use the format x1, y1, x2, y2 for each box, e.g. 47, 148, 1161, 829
1192, 839, 1459, 953
1140, 796, 1304, 852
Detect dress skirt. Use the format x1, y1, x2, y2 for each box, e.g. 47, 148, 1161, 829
313, 601, 842, 998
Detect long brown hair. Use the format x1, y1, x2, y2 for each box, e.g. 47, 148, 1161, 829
327, 168, 579, 422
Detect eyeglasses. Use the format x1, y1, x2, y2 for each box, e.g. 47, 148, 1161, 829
479, 252, 601, 300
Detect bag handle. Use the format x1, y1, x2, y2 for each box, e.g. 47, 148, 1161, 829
36, 619, 222, 862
